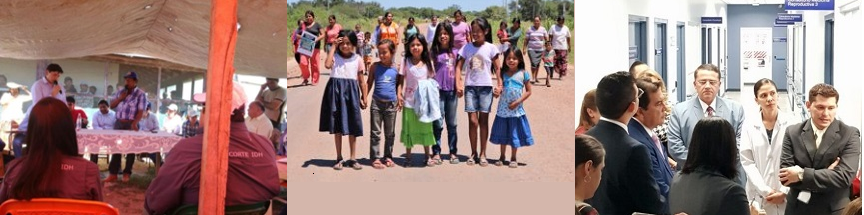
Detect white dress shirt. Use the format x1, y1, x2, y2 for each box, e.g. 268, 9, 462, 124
599, 117, 628, 133
245, 114, 274, 139
699, 98, 718, 117
91, 111, 116, 130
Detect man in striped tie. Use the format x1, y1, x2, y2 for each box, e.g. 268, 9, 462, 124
628, 77, 675, 214
667, 64, 747, 186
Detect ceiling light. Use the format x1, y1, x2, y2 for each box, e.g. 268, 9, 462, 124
168, 27, 173, 32
145, 5, 152, 9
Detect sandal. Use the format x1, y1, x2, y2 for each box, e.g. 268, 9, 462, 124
509, 160, 518, 168
478, 157, 489, 167
333, 159, 345, 170
449, 156, 460, 164
372, 159, 386, 169
384, 158, 396, 168
495, 159, 505, 167
426, 158, 436, 167
348, 160, 362, 170
466, 155, 477, 166
432, 155, 443, 165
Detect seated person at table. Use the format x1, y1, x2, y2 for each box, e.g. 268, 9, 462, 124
0, 98, 102, 202
144, 84, 280, 215
139, 103, 159, 132
66, 96, 89, 129
91, 100, 116, 130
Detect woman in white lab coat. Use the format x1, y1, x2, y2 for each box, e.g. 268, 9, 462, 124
739, 78, 792, 215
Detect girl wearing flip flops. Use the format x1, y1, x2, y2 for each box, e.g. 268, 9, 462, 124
489, 47, 534, 168
398, 34, 439, 167
364, 38, 401, 169
456, 17, 501, 167
320, 30, 368, 170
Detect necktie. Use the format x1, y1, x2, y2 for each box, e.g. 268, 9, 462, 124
706, 106, 715, 117
652, 134, 664, 157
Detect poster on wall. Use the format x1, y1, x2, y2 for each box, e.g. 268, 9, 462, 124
740, 28, 772, 85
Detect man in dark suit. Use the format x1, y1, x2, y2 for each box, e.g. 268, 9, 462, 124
780, 84, 861, 215
586, 71, 664, 215
628, 78, 674, 214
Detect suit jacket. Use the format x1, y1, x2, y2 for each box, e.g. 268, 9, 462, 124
586, 120, 664, 215
669, 168, 749, 215
628, 118, 674, 214
668, 96, 747, 186
781, 119, 861, 215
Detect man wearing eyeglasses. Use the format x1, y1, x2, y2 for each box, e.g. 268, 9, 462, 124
667, 64, 747, 187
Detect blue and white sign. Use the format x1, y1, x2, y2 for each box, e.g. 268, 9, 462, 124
785, 0, 834, 11
777, 13, 803, 22
629, 47, 638, 60
775, 19, 796, 26
701, 17, 723, 24
773, 37, 788, 42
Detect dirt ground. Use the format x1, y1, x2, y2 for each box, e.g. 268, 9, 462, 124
284, 23, 576, 183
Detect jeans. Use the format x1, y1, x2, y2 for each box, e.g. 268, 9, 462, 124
433, 90, 458, 155
12, 133, 25, 158
109, 121, 136, 175
369, 100, 397, 160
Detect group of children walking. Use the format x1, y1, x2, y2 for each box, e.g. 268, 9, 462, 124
318, 17, 535, 170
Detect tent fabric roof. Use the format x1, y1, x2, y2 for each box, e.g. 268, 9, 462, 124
0, 0, 287, 78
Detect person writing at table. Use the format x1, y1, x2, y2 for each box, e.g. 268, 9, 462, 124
144, 83, 279, 215
0, 98, 102, 202
105, 71, 149, 183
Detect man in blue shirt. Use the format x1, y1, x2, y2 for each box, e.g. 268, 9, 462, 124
105, 71, 149, 183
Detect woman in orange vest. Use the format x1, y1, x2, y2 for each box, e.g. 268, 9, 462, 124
378, 11, 401, 47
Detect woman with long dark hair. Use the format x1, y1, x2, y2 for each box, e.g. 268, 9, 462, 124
0, 98, 102, 202
669, 117, 748, 215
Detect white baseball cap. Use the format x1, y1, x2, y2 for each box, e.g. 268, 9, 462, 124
168, 104, 178, 111
192, 82, 247, 111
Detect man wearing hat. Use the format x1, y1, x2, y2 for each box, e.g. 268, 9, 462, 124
106, 71, 149, 182
1, 82, 32, 145
255, 77, 287, 130
181, 109, 200, 138
13, 63, 66, 157
144, 83, 279, 214
162, 104, 183, 136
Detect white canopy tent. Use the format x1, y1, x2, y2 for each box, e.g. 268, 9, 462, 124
0, 0, 287, 78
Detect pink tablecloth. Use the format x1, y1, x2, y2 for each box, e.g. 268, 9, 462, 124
76, 129, 182, 154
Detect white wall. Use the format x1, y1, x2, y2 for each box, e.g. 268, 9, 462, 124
800, 11, 830, 91
575, 0, 728, 126
831, 0, 864, 132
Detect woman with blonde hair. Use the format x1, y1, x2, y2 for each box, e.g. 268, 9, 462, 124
575, 89, 597, 135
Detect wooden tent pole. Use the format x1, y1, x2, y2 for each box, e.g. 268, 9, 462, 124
199, 0, 238, 214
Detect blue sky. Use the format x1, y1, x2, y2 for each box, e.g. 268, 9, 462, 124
287, 0, 504, 12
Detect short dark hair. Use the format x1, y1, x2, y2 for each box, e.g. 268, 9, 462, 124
681, 117, 739, 180
557, 16, 565, 22
305, 10, 315, 18
753, 78, 777, 97
808, 83, 839, 104
46, 63, 63, 73
628, 61, 646, 74
65, 96, 75, 103
694, 64, 721, 80
595, 71, 636, 119
575, 134, 605, 168
636, 78, 661, 110
98, 100, 109, 106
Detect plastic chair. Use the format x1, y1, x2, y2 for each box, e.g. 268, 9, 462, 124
0, 198, 119, 215
171, 201, 270, 215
